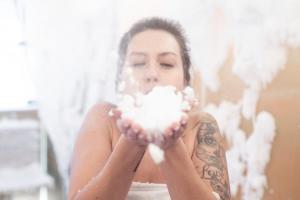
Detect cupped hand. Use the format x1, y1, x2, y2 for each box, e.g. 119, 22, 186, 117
111, 108, 150, 147
152, 113, 188, 150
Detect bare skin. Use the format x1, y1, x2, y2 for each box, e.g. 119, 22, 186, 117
68, 30, 231, 200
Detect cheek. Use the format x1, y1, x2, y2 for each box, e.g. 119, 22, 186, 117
121, 67, 142, 82
162, 68, 185, 89
121, 67, 144, 95
175, 73, 185, 90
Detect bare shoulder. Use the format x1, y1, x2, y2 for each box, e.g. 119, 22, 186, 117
85, 101, 116, 120
68, 102, 116, 198
72, 101, 116, 156
78, 102, 116, 134
71, 101, 117, 166
71, 101, 117, 154
198, 112, 218, 123
188, 109, 218, 124
187, 110, 219, 133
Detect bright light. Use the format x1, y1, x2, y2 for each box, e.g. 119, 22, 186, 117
0, 0, 36, 111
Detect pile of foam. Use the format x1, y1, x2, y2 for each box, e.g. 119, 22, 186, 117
115, 86, 195, 164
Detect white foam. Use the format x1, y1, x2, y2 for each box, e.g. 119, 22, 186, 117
116, 86, 196, 163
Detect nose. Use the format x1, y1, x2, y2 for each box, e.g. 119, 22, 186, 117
145, 64, 159, 83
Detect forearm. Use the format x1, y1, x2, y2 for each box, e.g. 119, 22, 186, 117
159, 138, 215, 200
73, 135, 146, 200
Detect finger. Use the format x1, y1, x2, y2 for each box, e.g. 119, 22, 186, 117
137, 133, 144, 141
170, 129, 177, 139
139, 131, 149, 143
116, 119, 122, 129
109, 108, 122, 118
117, 119, 129, 133
162, 134, 174, 149
149, 134, 157, 143
131, 123, 142, 133
145, 134, 152, 143
171, 122, 180, 132
138, 136, 148, 146
155, 136, 165, 147
151, 134, 161, 145
121, 118, 132, 129
180, 113, 188, 125
163, 127, 172, 136
163, 129, 175, 140
164, 129, 173, 139
175, 126, 186, 139
127, 129, 137, 140
141, 134, 149, 144
180, 121, 187, 130
162, 134, 168, 144
173, 129, 182, 139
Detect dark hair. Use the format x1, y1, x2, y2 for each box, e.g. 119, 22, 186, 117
116, 17, 191, 86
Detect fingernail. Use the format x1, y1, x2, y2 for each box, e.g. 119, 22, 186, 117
168, 131, 173, 136
123, 122, 129, 127
146, 135, 151, 142
138, 134, 143, 140
133, 128, 139, 133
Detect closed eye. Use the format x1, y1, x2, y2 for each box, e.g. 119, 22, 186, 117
161, 63, 174, 68
132, 63, 145, 67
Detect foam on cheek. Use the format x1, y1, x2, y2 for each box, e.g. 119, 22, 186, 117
115, 85, 195, 164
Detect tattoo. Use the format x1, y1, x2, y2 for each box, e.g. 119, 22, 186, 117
195, 115, 231, 200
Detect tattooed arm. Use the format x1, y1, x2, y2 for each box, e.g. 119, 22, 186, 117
158, 112, 230, 200
192, 113, 231, 200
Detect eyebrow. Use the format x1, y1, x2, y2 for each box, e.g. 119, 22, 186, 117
129, 52, 146, 57
129, 52, 178, 57
158, 52, 178, 57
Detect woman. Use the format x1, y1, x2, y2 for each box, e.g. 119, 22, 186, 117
68, 17, 231, 200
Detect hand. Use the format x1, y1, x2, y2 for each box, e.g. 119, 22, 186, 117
111, 108, 150, 147
153, 113, 188, 150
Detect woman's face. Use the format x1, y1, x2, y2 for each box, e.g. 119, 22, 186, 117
121, 30, 185, 94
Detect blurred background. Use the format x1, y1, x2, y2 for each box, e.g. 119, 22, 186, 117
0, 0, 299, 199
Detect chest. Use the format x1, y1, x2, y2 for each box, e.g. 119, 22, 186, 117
110, 121, 198, 183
